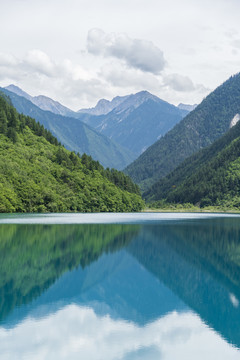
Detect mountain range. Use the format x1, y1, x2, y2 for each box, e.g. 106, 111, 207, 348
0, 92, 143, 213
5, 72, 240, 211
79, 91, 188, 156
1, 87, 135, 170
5, 85, 75, 117
77, 94, 130, 115
125, 73, 240, 191
5, 85, 189, 163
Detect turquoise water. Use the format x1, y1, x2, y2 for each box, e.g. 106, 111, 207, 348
0, 213, 240, 359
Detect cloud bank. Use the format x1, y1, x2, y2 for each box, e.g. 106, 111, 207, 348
87, 28, 166, 74
0, 32, 208, 110
163, 73, 196, 92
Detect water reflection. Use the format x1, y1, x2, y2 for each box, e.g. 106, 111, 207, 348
0, 224, 139, 322
128, 218, 240, 348
1, 305, 239, 360
0, 215, 240, 358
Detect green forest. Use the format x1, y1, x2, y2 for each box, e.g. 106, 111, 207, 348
145, 114, 240, 209
125, 72, 240, 191
0, 93, 144, 213
1, 87, 135, 170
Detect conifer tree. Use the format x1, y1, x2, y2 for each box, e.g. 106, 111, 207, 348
0, 110, 7, 134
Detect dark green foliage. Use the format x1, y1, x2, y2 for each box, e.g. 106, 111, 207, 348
0, 110, 7, 134
8, 107, 19, 129
102, 167, 141, 195
125, 72, 240, 190
0, 94, 144, 213
145, 117, 240, 208
7, 127, 17, 143
79, 153, 140, 195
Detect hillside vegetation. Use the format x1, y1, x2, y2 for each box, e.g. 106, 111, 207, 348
125, 73, 240, 190
144, 117, 240, 209
1, 88, 135, 170
0, 93, 144, 213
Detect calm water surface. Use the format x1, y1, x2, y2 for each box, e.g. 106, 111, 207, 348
0, 212, 240, 359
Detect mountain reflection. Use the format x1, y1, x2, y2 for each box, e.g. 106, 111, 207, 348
0, 224, 140, 322
1, 216, 240, 350
128, 217, 240, 348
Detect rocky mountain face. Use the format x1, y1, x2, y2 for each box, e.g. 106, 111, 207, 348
78, 95, 130, 115
5, 85, 74, 117
79, 91, 188, 156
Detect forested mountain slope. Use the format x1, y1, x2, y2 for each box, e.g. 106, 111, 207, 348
1, 88, 135, 170
125, 73, 240, 190
0, 93, 144, 213
144, 118, 240, 208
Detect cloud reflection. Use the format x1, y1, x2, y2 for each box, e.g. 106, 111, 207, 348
0, 305, 239, 360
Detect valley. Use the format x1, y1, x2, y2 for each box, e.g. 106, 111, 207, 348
2, 72, 240, 212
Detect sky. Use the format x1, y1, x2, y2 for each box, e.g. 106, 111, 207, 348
1, 0, 240, 110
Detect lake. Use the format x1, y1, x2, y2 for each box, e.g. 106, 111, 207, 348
0, 212, 240, 359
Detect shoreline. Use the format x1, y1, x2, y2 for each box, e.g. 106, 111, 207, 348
143, 207, 240, 214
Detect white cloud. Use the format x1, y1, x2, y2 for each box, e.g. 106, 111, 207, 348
163, 74, 196, 92
0, 46, 209, 110
100, 63, 161, 91
0, 50, 111, 109
87, 29, 166, 74
231, 39, 240, 49
0, 305, 239, 360
1, 0, 240, 109
0, 53, 18, 67
25, 50, 56, 77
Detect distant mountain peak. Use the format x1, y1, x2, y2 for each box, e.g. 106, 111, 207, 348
80, 91, 186, 158
96, 98, 110, 106
78, 94, 130, 116
4, 84, 73, 116
5, 84, 32, 101
77, 90, 166, 116
177, 103, 197, 112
